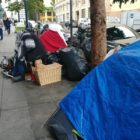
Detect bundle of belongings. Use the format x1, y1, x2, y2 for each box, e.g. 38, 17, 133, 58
0, 26, 90, 83
1, 30, 46, 81
46, 40, 140, 140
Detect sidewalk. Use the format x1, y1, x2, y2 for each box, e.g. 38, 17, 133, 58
0, 27, 77, 140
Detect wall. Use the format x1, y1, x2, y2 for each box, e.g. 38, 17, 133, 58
110, 0, 140, 11
55, 0, 112, 23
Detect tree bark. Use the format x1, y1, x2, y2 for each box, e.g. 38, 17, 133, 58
90, 0, 107, 67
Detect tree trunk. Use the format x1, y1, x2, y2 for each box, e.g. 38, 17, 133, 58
90, 0, 107, 67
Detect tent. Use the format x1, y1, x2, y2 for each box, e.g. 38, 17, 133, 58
58, 40, 140, 140
39, 29, 67, 52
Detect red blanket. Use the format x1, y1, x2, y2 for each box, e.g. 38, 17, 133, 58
39, 29, 67, 52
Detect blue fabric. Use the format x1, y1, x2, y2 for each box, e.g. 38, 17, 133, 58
12, 58, 26, 76
60, 40, 140, 140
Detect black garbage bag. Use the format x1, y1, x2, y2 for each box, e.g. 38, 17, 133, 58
42, 52, 60, 64
81, 38, 91, 62
60, 47, 90, 81
72, 38, 81, 48
46, 108, 82, 140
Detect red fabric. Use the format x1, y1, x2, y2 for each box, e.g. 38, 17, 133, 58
39, 29, 67, 52
30, 69, 36, 81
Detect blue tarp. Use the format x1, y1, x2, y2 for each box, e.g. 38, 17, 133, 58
60, 40, 140, 140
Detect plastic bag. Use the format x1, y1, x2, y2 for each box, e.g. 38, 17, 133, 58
42, 52, 60, 64
60, 47, 90, 81
81, 38, 91, 62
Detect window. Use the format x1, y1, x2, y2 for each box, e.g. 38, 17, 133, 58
67, 13, 69, 20
117, 26, 135, 38
67, 3, 70, 11
107, 26, 135, 40
47, 12, 52, 16
81, 9, 85, 18
82, 0, 85, 4
88, 8, 90, 18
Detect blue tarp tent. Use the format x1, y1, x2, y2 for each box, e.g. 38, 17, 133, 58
60, 40, 140, 140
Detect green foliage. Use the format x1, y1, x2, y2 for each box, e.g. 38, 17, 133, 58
113, 0, 137, 7
27, 0, 45, 14
7, 1, 23, 12
7, 0, 45, 20
27, 0, 45, 20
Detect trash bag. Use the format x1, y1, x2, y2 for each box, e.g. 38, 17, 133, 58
81, 38, 91, 62
46, 108, 79, 140
60, 47, 90, 81
71, 37, 81, 48
42, 52, 60, 64
81, 39, 120, 62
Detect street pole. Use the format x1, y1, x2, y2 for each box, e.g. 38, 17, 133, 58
23, 0, 28, 29
70, 0, 73, 45
17, 0, 20, 22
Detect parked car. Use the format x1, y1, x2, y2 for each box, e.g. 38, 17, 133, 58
107, 24, 140, 46
71, 24, 140, 62
136, 29, 140, 34
77, 24, 140, 48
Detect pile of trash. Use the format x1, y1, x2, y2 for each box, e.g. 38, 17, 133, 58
0, 27, 90, 83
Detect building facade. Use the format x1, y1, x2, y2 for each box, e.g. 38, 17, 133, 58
40, 7, 54, 22
106, 0, 140, 24
55, 0, 111, 23
40, 0, 54, 22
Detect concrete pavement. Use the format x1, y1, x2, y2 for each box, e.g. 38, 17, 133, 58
0, 27, 77, 140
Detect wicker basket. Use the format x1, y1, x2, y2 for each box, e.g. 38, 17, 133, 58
32, 63, 62, 86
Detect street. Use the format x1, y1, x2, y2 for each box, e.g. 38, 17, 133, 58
0, 27, 77, 140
